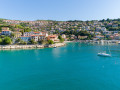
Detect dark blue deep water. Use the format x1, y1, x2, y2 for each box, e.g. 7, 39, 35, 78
0, 42, 120, 90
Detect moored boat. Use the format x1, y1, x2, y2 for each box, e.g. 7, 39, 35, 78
54, 46, 57, 48
98, 52, 111, 57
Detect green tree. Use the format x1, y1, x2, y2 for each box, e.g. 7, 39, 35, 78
15, 38, 21, 43
39, 40, 47, 45
58, 35, 64, 43
24, 27, 31, 32
10, 33, 15, 38
48, 40, 54, 44
0, 35, 5, 38
29, 39, 37, 44
15, 25, 24, 29
19, 40, 27, 45
3, 37, 12, 45
0, 38, 2, 44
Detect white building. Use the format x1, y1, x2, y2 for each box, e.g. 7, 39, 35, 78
101, 27, 107, 31
24, 32, 34, 36
20, 36, 31, 42
1, 28, 12, 36
31, 35, 39, 42
62, 34, 66, 39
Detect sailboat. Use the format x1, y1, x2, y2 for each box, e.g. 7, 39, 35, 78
98, 52, 111, 57
97, 40, 111, 57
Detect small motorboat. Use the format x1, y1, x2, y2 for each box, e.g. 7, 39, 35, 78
98, 52, 111, 57
54, 46, 57, 48
98, 36, 111, 57
118, 41, 120, 44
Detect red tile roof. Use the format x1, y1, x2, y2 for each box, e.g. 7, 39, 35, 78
2, 30, 11, 31
31, 35, 39, 37
34, 32, 40, 33
20, 36, 30, 37
48, 35, 57, 38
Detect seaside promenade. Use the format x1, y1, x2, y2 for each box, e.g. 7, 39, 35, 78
0, 43, 66, 50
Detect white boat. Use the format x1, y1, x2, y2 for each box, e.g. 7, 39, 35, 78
98, 37, 111, 57
54, 46, 57, 48
118, 41, 120, 44
98, 52, 111, 57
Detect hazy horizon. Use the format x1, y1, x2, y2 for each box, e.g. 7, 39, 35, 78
1, 17, 120, 22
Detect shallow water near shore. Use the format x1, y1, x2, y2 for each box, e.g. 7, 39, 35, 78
0, 42, 120, 90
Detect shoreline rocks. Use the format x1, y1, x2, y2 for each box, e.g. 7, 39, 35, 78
0, 43, 66, 50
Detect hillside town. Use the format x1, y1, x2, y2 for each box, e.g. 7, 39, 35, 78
0, 27, 62, 45
0, 18, 120, 45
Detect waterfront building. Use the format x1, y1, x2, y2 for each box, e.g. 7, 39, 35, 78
39, 35, 46, 41
78, 35, 88, 40
31, 35, 39, 42
41, 32, 48, 37
70, 35, 76, 40
47, 35, 59, 42
20, 36, 31, 42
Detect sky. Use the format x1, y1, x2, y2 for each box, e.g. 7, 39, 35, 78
0, 0, 120, 21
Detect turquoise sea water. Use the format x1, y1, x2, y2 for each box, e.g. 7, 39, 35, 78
0, 42, 120, 90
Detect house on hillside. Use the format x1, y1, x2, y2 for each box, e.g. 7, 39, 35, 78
78, 35, 88, 40
95, 32, 101, 35
112, 24, 118, 28
1, 27, 12, 36
41, 32, 48, 37
20, 36, 31, 42
103, 31, 111, 35
24, 32, 34, 36
13, 32, 22, 38
93, 38, 99, 41
95, 35, 104, 39
62, 34, 66, 39
33, 32, 42, 35
39, 35, 46, 41
114, 34, 120, 40
47, 35, 59, 42
101, 27, 107, 31
31, 35, 39, 42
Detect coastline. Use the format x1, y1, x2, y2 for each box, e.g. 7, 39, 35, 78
1, 40, 120, 50
0, 43, 66, 50
65, 40, 120, 44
